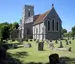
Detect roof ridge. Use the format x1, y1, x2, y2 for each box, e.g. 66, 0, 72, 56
33, 10, 51, 25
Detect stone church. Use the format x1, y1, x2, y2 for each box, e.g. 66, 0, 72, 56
19, 4, 62, 40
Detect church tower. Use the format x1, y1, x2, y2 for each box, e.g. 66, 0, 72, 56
22, 5, 34, 24
21, 5, 34, 38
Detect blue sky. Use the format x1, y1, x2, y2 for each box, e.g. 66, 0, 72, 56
0, 0, 75, 32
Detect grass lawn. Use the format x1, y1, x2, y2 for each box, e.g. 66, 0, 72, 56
7, 39, 75, 64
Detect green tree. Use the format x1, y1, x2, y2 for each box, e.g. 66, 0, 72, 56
1, 25, 10, 40
13, 22, 19, 29
71, 26, 75, 36
61, 28, 67, 34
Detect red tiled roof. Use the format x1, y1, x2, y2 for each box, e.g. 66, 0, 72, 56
33, 14, 40, 22
34, 10, 50, 25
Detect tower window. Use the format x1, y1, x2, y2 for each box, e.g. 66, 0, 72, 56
48, 21, 50, 31
28, 11, 30, 17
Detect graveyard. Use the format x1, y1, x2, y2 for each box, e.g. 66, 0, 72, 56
6, 39, 75, 64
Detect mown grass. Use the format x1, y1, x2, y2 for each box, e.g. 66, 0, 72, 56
7, 39, 75, 64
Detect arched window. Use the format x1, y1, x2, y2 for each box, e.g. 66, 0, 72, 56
56, 21, 59, 31
52, 19, 54, 31
48, 21, 50, 31
28, 11, 30, 17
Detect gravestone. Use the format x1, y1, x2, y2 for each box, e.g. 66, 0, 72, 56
30, 39, 32, 41
65, 39, 68, 45
69, 40, 71, 44
55, 40, 58, 44
13, 44, 18, 48
59, 41, 63, 48
36, 39, 39, 43
34, 39, 36, 41
46, 39, 49, 44
66, 41, 68, 45
72, 37, 74, 40
25, 39, 28, 42
49, 40, 54, 49
49, 53, 59, 64
24, 43, 31, 48
68, 47, 71, 52
38, 42, 44, 51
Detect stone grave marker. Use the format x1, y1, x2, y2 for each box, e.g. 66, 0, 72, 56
55, 40, 58, 44
68, 47, 71, 52
24, 43, 31, 48
13, 44, 18, 48
34, 39, 36, 41
30, 39, 32, 41
65, 39, 69, 45
36, 39, 39, 43
59, 41, 63, 48
46, 39, 49, 44
69, 40, 71, 44
49, 53, 59, 64
72, 37, 74, 40
38, 42, 44, 51
49, 40, 54, 49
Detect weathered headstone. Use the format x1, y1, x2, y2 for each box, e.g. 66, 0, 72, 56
59, 41, 63, 48
65, 39, 68, 45
46, 39, 49, 44
36, 39, 39, 43
68, 47, 71, 52
13, 44, 18, 48
30, 39, 32, 41
24, 43, 32, 48
69, 40, 71, 44
72, 37, 74, 40
34, 39, 36, 41
38, 42, 44, 51
26, 39, 28, 42
55, 40, 58, 44
49, 53, 59, 64
66, 41, 68, 45
49, 40, 54, 49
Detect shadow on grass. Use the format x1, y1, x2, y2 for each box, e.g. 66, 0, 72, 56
60, 56, 75, 64
10, 51, 29, 58
25, 57, 75, 64
6, 51, 29, 64
25, 62, 49, 64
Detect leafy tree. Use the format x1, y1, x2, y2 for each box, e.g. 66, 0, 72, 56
13, 22, 19, 29
71, 26, 75, 37
1, 25, 10, 40
61, 28, 67, 34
